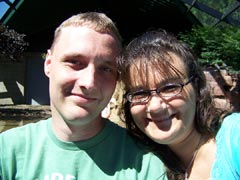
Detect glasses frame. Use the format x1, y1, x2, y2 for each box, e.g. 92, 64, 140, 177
125, 75, 196, 103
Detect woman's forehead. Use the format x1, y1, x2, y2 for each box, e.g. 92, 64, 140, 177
129, 68, 177, 87
128, 54, 188, 87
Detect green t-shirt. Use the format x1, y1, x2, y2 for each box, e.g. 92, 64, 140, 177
0, 118, 167, 180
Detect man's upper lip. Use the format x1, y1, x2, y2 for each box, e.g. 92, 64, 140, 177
71, 92, 97, 100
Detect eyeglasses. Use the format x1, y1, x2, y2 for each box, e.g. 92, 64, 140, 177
125, 76, 196, 103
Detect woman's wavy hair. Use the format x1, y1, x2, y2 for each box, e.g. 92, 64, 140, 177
117, 29, 225, 179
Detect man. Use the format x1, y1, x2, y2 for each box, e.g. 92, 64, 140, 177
0, 12, 166, 179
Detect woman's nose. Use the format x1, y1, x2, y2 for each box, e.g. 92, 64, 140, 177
146, 95, 167, 114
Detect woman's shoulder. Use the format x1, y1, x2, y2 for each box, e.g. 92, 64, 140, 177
216, 112, 240, 145
212, 112, 240, 179
221, 112, 240, 128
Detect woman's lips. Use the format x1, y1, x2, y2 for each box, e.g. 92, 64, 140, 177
147, 113, 176, 123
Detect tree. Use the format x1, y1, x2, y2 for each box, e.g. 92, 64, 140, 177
188, 0, 239, 26
178, 25, 240, 74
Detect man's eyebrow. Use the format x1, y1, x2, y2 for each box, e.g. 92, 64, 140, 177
98, 58, 116, 66
62, 53, 85, 60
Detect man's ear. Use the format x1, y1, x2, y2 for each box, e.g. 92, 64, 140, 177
44, 49, 52, 77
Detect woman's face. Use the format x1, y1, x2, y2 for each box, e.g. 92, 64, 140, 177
129, 53, 197, 146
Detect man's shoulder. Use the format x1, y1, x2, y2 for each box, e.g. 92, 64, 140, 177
0, 119, 49, 139
105, 120, 151, 152
104, 120, 167, 179
106, 120, 132, 138
0, 119, 50, 153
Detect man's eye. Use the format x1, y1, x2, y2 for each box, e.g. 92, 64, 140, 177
100, 66, 113, 73
99, 65, 118, 75
66, 60, 85, 69
68, 60, 81, 65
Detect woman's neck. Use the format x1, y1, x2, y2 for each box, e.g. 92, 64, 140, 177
169, 129, 216, 179
169, 129, 203, 167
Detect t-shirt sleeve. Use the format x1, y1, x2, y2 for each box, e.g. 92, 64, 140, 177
224, 113, 240, 173
0, 135, 2, 179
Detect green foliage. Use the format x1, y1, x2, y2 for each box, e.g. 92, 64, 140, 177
189, 0, 237, 26
178, 26, 240, 74
0, 24, 28, 61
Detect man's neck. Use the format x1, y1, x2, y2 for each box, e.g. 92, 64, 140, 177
51, 116, 106, 142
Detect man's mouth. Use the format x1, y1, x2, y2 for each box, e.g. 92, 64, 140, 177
71, 92, 97, 103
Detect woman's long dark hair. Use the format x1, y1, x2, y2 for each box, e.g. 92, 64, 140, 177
117, 29, 226, 179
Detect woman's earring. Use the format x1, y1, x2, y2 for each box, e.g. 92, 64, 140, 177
146, 106, 150, 113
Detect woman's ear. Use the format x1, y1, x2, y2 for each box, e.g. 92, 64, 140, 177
44, 49, 52, 77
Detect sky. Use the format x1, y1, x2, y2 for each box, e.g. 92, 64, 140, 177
0, 0, 16, 22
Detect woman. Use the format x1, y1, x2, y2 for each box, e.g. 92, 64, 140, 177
117, 29, 240, 180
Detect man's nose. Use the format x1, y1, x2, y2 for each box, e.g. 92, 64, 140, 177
77, 64, 96, 90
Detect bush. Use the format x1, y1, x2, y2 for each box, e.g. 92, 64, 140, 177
0, 24, 28, 61
178, 26, 240, 74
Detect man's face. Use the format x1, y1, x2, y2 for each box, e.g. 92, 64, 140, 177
44, 26, 120, 126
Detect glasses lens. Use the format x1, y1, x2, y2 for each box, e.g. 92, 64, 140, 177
128, 90, 150, 102
158, 84, 182, 97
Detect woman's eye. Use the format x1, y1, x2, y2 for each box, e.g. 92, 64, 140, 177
132, 90, 149, 98
161, 84, 180, 93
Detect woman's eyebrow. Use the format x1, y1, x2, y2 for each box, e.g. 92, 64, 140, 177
154, 77, 182, 86
129, 86, 146, 92
128, 78, 177, 91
